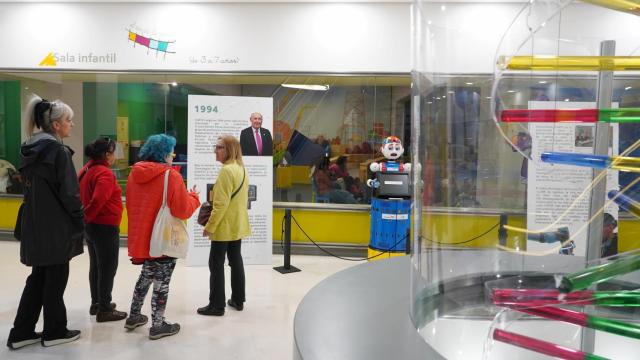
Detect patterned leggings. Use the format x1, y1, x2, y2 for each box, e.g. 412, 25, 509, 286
129, 259, 176, 328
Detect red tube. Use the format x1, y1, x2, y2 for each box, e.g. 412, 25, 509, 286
501, 109, 598, 123
493, 329, 587, 360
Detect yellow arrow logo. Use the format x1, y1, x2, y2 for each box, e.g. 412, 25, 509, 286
39, 52, 57, 66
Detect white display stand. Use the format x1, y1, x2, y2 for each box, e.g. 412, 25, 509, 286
187, 95, 273, 266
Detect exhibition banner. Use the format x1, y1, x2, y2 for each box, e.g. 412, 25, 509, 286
187, 95, 273, 266
527, 101, 618, 257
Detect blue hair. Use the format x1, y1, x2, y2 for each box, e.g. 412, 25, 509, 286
138, 134, 176, 163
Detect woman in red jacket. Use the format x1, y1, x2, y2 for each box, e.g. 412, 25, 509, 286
78, 137, 126, 322
124, 134, 200, 340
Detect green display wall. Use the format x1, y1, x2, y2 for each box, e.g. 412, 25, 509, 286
0, 81, 21, 167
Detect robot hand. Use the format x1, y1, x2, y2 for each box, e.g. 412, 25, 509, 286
366, 179, 380, 188
369, 162, 381, 172
404, 163, 411, 172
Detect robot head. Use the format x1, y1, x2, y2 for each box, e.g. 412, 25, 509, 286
381, 136, 404, 160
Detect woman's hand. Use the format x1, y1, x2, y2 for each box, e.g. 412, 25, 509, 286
190, 185, 200, 196
203, 229, 210, 237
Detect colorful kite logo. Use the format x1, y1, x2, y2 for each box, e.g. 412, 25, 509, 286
127, 26, 175, 58
39, 52, 57, 66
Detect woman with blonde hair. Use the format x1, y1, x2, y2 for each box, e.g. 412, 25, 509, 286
198, 135, 251, 316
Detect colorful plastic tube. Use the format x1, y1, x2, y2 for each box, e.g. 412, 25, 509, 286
501, 109, 598, 123
608, 190, 640, 218
500, 108, 640, 123
541, 152, 640, 173
498, 55, 640, 71
493, 329, 608, 360
492, 288, 640, 307
508, 305, 640, 339
559, 254, 640, 293
527, 227, 569, 243
581, 0, 640, 17
599, 108, 640, 123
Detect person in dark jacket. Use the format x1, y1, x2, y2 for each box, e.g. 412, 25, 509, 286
78, 137, 127, 322
7, 95, 84, 350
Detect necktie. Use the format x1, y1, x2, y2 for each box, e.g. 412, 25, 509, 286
255, 128, 263, 155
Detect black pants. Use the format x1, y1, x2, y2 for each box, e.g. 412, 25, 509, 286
209, 240, 245, 309
86, 223, 120, 311
9, 263, 69, 341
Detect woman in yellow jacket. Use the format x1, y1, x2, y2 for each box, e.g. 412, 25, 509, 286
198, 135, 251, 316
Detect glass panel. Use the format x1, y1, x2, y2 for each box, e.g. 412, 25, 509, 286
0, 71, 410, 202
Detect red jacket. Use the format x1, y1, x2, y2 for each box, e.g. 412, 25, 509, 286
126, 161, 200, 260
78, 159, 123, 226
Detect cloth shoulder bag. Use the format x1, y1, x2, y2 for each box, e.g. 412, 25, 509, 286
149, 170, 189, 258
197, 168, 245, 227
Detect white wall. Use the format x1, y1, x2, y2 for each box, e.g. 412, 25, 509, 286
0, 2, 411, 73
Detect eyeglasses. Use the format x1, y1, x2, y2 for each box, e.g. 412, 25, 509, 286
170, 153, 176, 158
215, 145, 225, 150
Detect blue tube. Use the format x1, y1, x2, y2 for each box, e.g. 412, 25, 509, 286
526, 227, 569, 243
540, 152, 610, 169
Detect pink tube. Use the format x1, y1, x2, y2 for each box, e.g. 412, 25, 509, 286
493, 329, 587, 360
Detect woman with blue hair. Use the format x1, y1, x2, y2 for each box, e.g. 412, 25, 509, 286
124, 134, 200, 340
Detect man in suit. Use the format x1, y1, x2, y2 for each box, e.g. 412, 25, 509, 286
240, 112, 273, 156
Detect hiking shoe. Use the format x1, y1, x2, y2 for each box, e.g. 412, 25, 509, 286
124, 314, 148, 330
90, 302, 116, 315
97, 309, 127, 323
41, 330, 81, 347
148, 322, 180, 340
227, 299, 244, 311
6, 332, 41, 350
197, 305, 224, 316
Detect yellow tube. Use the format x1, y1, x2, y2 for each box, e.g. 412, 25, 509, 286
498, 56, 640, 71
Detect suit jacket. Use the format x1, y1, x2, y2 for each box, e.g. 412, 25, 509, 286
240, 126, 273, 156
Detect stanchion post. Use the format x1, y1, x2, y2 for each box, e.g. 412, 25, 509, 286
274, 208, 301, 274
498, 214, 508, 247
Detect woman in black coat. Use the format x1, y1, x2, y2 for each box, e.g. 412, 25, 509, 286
7, 95, 84, 350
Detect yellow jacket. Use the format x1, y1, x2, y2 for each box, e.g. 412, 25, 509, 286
204, 161, 251, 241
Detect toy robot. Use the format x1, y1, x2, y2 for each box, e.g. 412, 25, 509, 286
367, 136, 412, 260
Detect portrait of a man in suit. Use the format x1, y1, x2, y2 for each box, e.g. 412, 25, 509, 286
240, 112, 273, 156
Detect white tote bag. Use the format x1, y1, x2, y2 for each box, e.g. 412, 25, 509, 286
149, 170, 189, 258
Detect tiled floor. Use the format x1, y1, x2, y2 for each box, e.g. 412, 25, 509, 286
0, 241, 358, 359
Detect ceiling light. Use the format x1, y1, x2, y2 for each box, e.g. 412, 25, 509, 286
625, 86, 632, 90
507, 90, 516, 93
538, 81, 547, 84
282, 84, 330, 91
171, 81, 178, 87
465, 82, 473, 85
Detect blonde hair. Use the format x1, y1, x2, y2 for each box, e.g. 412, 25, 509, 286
219, 135, 244, 166
24, 94, 74, 137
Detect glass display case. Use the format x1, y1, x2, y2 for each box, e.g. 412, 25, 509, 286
411, 1, 640, 359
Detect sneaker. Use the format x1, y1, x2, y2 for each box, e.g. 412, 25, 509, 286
124, 314, 148, 330
90, 302, 116, 316
96, 309, 128, 323
197, 305, 224, 316
148, 322, 180, 340
227, 299, 244, 311
6, 332, 41, 350
41, 330, 81, 347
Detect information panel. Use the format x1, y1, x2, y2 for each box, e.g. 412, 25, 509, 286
187, 95, 273, 266
527, 101, 618, 257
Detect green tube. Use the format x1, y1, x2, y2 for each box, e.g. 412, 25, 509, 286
599, 108, 640, 123
559, 254, 640, 293
593, 291, 640, 306
585, 353, 610, 360
588, 315, 640, 340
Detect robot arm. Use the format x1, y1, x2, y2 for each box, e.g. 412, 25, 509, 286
369, 162, 381, 173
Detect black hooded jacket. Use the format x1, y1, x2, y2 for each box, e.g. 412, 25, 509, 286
17, 134, 84, 266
